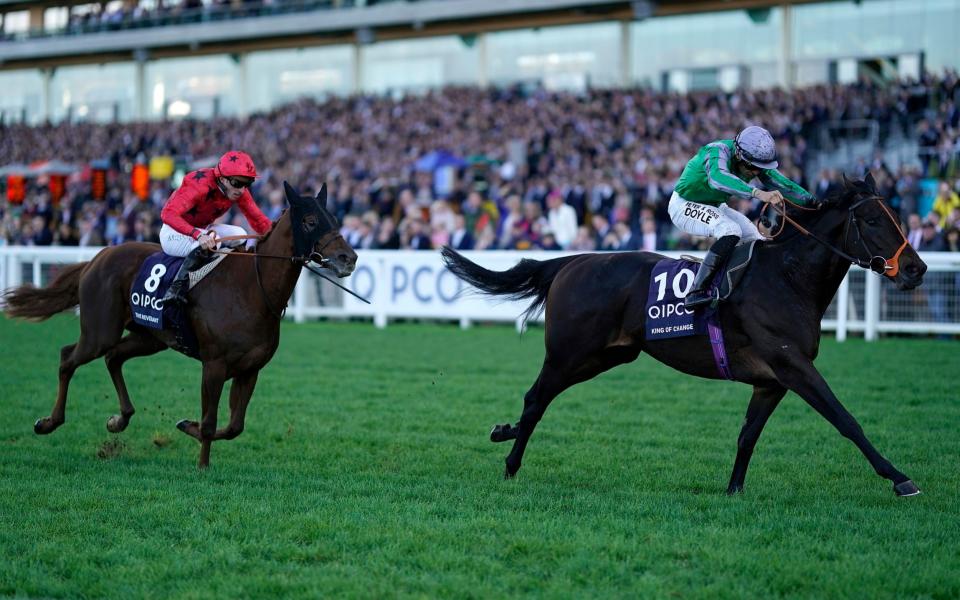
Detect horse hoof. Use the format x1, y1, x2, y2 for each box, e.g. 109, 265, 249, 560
34, 418, 55, 435
490, 424, 513, 443
503, 467, 516, 480
894, 480, 921, 497
726, 485, 744, 496
106, 415, 125, 433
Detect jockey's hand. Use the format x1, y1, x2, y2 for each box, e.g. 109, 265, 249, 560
198, 231, 217, 251
755, 189, 784, 206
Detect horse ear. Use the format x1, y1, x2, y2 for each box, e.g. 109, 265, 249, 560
314, 183, 328, 209
841, 172, 850, 187
864, 171, 877, 192
283, 181, 300, 203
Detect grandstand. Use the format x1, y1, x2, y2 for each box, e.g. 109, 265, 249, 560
0, 1, 951, 120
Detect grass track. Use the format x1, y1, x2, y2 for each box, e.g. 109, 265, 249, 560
1, 316, 958, 598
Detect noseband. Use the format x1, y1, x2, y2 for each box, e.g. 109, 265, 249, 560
306, 231, 345, 268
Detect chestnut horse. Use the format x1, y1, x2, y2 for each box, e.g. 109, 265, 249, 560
3, 182, 356, 467
442, 175, 927, 496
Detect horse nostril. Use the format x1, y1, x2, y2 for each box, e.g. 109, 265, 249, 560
338, 253, 349, 263
906, 263, 926, 278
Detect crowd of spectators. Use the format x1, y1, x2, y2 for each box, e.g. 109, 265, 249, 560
2, 74, 960, 259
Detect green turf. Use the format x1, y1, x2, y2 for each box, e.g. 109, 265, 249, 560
0, 315, 957, 599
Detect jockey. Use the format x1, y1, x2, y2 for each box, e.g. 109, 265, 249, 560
159, 150, 272, 305
669, 125, 816, 308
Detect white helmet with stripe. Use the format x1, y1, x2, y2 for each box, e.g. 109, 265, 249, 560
734, 126, 778, 169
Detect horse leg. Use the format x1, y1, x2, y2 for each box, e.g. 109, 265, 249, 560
34, 343, 80, 434
104, 333, 167, 433
726, 384, 787, 495
35, 330, 120, 434
774, 359, 919, 496
503, 365, 562, 478
212, 370, 259, 441
197, 361, 227, 468
504, 346, 638, 478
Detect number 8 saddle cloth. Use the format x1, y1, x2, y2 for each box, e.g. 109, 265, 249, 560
128, 250, 230, 358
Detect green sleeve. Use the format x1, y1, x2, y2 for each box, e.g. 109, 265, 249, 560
703, 144, 756, 199
759, 170, 815, 205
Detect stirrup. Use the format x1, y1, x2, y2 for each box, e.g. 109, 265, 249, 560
162, 283, 188, 306
684, 288, 717, 308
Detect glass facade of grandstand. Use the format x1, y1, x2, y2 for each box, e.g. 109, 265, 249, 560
0, 0, 958, 124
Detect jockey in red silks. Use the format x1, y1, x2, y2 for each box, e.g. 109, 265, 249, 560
159, 151, 272, 305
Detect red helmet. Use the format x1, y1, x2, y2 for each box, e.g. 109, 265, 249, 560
216, 151, 258, 178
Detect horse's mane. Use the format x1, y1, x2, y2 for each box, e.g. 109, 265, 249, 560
824, 177, 872, 207
257, 208, 289, 246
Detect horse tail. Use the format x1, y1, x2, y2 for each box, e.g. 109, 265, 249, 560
440, 246, 580, 324
2, 261, 88, 321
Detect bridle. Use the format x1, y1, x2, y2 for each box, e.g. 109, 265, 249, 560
765, 195, 909, 277
843, 197, 909, 277
215, 228, 366, 318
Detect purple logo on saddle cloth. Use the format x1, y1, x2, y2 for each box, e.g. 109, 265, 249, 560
645, 259, 707, 340
130, 253, 183, 330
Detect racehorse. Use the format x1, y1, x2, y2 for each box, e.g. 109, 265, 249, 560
2, 182, 356, 468
442, 174, 927, 496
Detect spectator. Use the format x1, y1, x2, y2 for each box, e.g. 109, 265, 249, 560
545, 191, 577, 249
931, 181, 960, 229
403, 218, 431, 250
918, 220, 945, 252
639, 219, 657, 252
372, 216, 400, 249
54, 222, 79, 246
569, 225, 597, 252
77, 217, 105, 247
814, 169, 840, 201
449, 214, 474, 250
109, 219, 131, 246
906, 213, 923, 249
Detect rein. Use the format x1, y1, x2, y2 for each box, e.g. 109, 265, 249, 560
764, 197, 907, 276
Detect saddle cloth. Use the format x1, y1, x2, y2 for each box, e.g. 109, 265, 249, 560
644, 253, 743, 380
128, 250, 230, 358
644, 258, 712, 341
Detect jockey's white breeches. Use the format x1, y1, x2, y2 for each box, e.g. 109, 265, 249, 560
159, 223, 251, 257
667, 191, 764, 242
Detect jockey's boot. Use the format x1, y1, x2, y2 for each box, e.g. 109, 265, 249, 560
161, 247, 212, 306
684, 235, 739, 309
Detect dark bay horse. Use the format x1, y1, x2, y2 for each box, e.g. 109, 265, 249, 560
3, 182, 356, 467
442, 175, 927, 496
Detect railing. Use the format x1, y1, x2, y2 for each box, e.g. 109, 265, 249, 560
1, 246, 958, 339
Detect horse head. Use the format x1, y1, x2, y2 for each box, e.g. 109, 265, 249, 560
826, 173, 926, 290
283, 181, 357, 277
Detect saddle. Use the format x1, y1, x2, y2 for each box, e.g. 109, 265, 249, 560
128, 250, 231, 358
681, 239, 757, 302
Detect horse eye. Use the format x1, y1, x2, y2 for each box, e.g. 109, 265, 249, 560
865, 218, 879, 226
